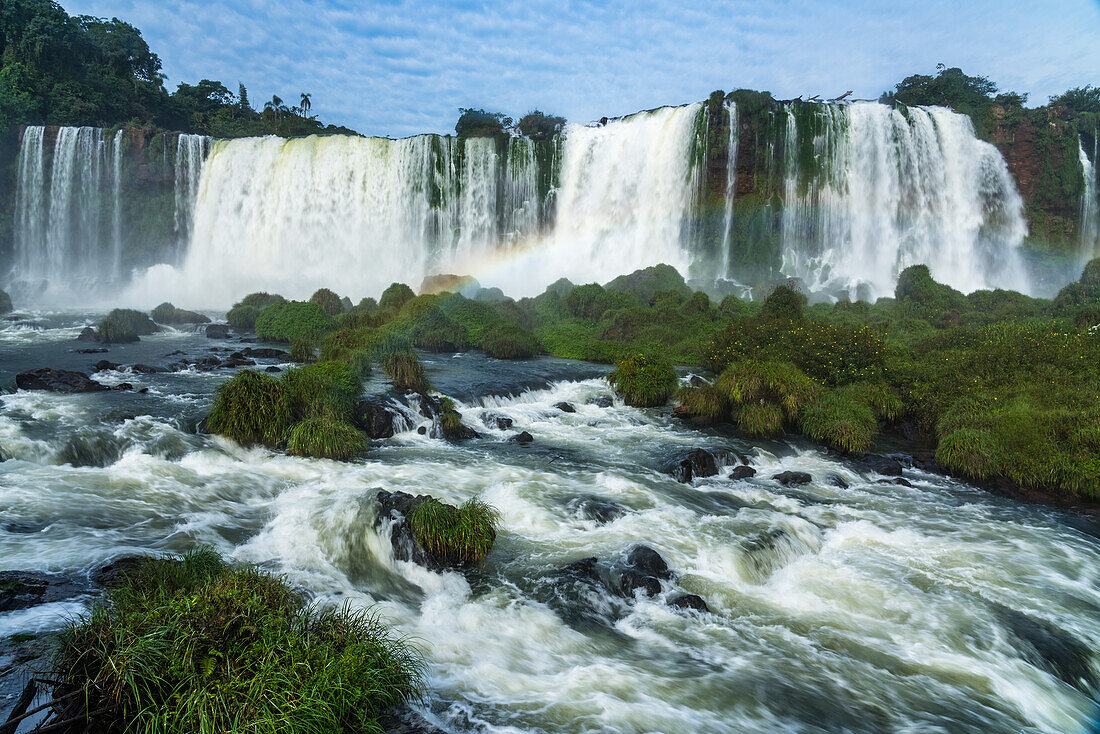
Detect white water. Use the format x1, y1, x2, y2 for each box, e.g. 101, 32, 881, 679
779, 103, 1030, 299
719, 101, 739, 278
174, 133, 213, 258
1080, 134, 1099, 264
0, 336, 1097, 732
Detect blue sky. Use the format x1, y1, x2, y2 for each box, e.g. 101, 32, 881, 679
65, 0, 1100, 138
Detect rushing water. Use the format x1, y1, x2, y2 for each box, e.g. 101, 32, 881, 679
1081, 133, 1099, 265
1, 316, 1097, 733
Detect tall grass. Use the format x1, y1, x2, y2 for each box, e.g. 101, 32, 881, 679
410, 498, 501, 565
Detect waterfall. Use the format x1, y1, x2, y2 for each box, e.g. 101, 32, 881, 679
776, 102, 1029, 299
719, 100, 739, 278
111, 129, 125, 279
174, 134, 212, 257
1080, 133, 1099, 264
12, 126, 46, 283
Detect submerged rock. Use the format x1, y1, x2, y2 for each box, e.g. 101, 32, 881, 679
729, 465, 757, 480
588, 396, 614, 408
616, 545, 672, 599
663, 448, 720, 483
554, 401, 576, 413
994, 605, 1097, 691
854, 454, 904, 476
509, 430, 534, 443
16, 368, 107, 393
565, 495, 626, 524
204, 324, 230, 339
668, 593, 709, 612
828, 474, 850, 489
773, 471, 812, 486
483, 412, 513, 430
232, 347, 289, 360
0, 571, 85, 612
76, 327, 99, 342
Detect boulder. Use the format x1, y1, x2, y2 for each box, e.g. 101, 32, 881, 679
219, 357, 256, 368
616, 545, 672, 599
729, 465, 757, 480
0, 288, 11, 314
619, 570, 662, 597
828, 474, 850, 489
75, 348, 108, 354
663, 448, 720, 483
232, 347, 289, 360
483, 412, 513, 430
554, 401, 576, 413
419, 274, 481, 297
354, 399, 396, 439
588, 396, 614, 408
374, 490, 482, 571
565, 495, 626, 524
773, 471, 812, 486
509, 431, 534, 443
0, 571, 85, 612
855, 454, 904, 476
265, 366, 282, 373
668, 593, 709, 612
94, 360, 120, 371
16, 368, 107, 393
878, 478, 914, 488
76, 327, 99, 342
204, 324, 230, 339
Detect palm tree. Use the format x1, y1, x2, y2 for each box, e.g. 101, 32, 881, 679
264, 95, 285, 120
299, 92, 312, 116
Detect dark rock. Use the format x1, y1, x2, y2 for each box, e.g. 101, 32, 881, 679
205, 324, 230, 339
92, 556, 148, 587
554, 401, 576, 413
376, 705, 450, 734
113, 382, 134, 391
510, 431, 534, 443
75, 348, 108, 354
354, 399, 397, 439
588, 396, 614, 408
663, 448, 720, 483
94, 360, 120, 371
417, 394, 441, 421
233, 347, 289, 360
76, 327, 99, 342
565, 495, 626, 524
374, 490, 489, 571
875, 477, 914, 487
994, 605, 1098, 691
688, 375, 707, 387
828, 474, 850, 489
220, 357, 257, 368
483, 412, 513, 430
138, 387, 149, 393
16, 368, 107, 393
131, 364, 160, 374
624, 545, 672, 580
773, 471, 812, 486
619, 570, 662, 597
729, 465, 757, 480
668, 593, 709, 612
265, 366, 282, 373
442, 421, 480, 441
171, 356, 222, 371
417, 426, 427, 435
0, 571, 85, 612
538, 557, 621, 628
856, 454, 904, 476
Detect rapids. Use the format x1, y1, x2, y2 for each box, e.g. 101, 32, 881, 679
1, 315, 1098, 733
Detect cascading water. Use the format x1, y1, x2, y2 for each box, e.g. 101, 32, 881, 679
777, 102, 1029, 299
174, 134, 213, 258
1080, 132, 1099, 264
719, 100, 739, 278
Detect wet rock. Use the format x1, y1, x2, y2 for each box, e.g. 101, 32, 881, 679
509, 431, 534, 443
131, 364, 160, 374
15, 368, 107, 393
554, 401, 576, 413
204, 324, 230, 339
92, 556, 148, 587
878, 478, 914, 487
374, 490, 487, 571
94, 359, 120, 371
828, 474, 850, 489
668, 593, 709, 612
137, 387, 149, 394
171, 356, 223, 371
232, 347, 289, 360
688, 374, 708, 387
855, 454, 904, 476
354, 399, 397, 439
265, 366, 282, 373
994, 605, 1097, 691
416, 394, 441, 421
729, 465, 757, 480
0, 571, 85, 612
619, 570, 662, 597
565, 495, 626, 524
377, 705, 450, 734
624, 545, 672, 580
588, 396, 614, 408
113, 383, 134, 391
773, 471, 812, 486
483, 412, 513, 430
442, 421, 480, 441
417, 426, 427, 435
662, 448, 720, 483
75, 348, 108, 354
538, 557, 621, 628
76, 327, 99, 342
220, 357, 257, 368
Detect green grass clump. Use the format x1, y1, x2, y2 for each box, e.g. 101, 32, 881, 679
410, 498, 501, 565
715, 359, 819, 436
409, 310, 470, 352
206, 370, 294, 447
255, 301, 336, 343
287, 415, 369, 460
310, 287, 345, 316
151, 302, 209, 325
227, 304, 260, 330
96, 308, 158, 343
239, 292, 286, 309
379, 283, 415, 312
290, 340, 316, 363
380, 350, 431, 393
798, 390, 878, 453
281, 362, 363, 422
676, 383, 731, 421
480, 322, 540, 359
607, 353, 678, 407
52, 548, 421, 733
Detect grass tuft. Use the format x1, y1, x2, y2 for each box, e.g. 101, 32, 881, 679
410, 498, 501, 565
287, 415, 369, 460
206, 370, 294, 447
606, 353, 678, 407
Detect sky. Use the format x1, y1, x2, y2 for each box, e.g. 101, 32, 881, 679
64, 0, 1100, 138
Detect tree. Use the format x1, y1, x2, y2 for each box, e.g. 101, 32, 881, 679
1049, 86, 1100, 114
517, 109, 565, 140
299, 92, 311, 116
455, 107, 511, 137
238, 82, 251, 111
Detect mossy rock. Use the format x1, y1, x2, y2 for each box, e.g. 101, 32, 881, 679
604, 264, 691, 302
96, 309, 158, 343
607, 353, 678, 407
151, 302, 210, 325
409, 497, 500, 565
206, 370, 294, 447
255, 301, 336, 343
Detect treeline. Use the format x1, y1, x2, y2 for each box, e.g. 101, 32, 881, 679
0, 0, 355, 136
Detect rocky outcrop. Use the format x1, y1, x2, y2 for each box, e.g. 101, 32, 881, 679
354, 399, 397, 439
15, 368, 108, 393
772, 471, 812, 486
662, 448, 722, 483
204, 324, 230, 339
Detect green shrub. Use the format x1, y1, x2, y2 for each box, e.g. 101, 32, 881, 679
379, 283, 415, 312
798, 390, 878, 453
289, 340, 315, 363
356, 297, 379, 313
323, 346, 372, 377
255, 301, 336, 343
760, 285, 807, 322
310, 287, 344, 316
409, 310, 470, 352
410, 498, 501, 565
716, 360, 819, 435
238, 292, 286, 309
447, 298, 502, 343
480, 323, 540, 359
206, 370, 294, 447
227, 304, 260, 330
281, 362, 363, 422
563, 284, 636, 320
1081, 257, 1100, 286
52, 548, 421, 733
676, 383, 731, 421
607, 353, 678, 407
287, 415, 368, 460
936, 428, 1004, 480
604, 264, 690, 302
150, 302, 209, 325
97, 308, 158, 343
895, 264, 968, 317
